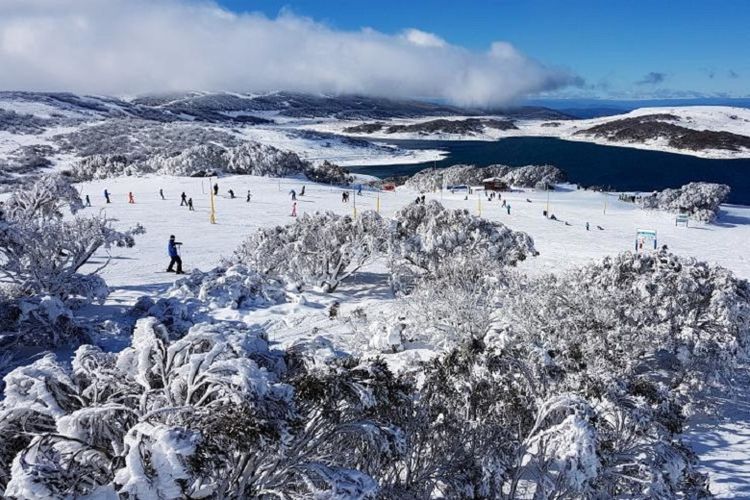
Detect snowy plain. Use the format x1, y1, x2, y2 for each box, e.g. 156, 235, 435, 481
69, 173, 750, 497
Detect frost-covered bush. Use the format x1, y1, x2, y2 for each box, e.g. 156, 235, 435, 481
148, 143, 228, 176
389, 200, 537, 291
233, 211, 388, 292
68, 154, 138, 180
405, 164, 566, 192
54, 119, 241, 161
500, 164, 566, 189
0, 318, 408, 498
501, 250, 750, 404
0, 109, 50, 134
305, 160, 354, 185
377, 343, 709, 498
225, 141, 308, 177
636, 182, 730, 222
168, 264, 287, 309
398, 257, 507, 348
0, 175, 143, 347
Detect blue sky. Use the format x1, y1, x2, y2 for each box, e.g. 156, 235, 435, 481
218, 0, 750, 98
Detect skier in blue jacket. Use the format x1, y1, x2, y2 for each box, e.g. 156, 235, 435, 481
167, 235, 184, 274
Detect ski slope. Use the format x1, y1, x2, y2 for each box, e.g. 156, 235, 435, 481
69, 174, 750, 497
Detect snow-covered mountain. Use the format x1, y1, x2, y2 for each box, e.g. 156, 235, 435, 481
309, 105, 750, 159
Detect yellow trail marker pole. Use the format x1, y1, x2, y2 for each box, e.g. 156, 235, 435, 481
477, 192, 482, 217
209, 177, 217, 224
546, 188, 550, 218
353, 190, 357, 218
376, 194, 380, 214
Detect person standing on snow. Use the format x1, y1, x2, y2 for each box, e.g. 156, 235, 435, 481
167, 235, 184, 274
246, 190, 252, 203
180, 192, 188, 206
229, 189, 235, 199
160, 189, 165, 200
291, 201, 297, 217
213, 183, 219, 196
188, 198, 194, 211
289, 189, 297, 201
300, 185, 306, 197
85, 195, 92, 207
128, 192, 135, 204
104, 189, 111, 204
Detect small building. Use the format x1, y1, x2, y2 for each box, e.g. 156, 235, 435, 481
482, 177, 508, 192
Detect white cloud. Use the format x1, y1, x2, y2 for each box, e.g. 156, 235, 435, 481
402, 28, 446, 48
0, 0, 579, 106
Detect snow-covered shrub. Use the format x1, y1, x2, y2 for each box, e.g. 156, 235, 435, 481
0, 318, 408, 498
305, 160, 354, 185
148, 143, 228, 176
54, 119, 241, 161
501, 250, 750, 403
0, 109, 50, 134
397, 257, 507, 348
372, 342, 708, 498
68, 154, 140, 181
0, 175, 143, 347
168, 264, 287, 310
225, 141, 308, 177
405, 164, 566, 192
500, 164, 566, 188
233, 211, 389, 292
389, 200, 537, 292
636, 182, 730, 222
129, 296, 205, 335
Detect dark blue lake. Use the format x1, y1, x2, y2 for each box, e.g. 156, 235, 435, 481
348, 137, 750, 205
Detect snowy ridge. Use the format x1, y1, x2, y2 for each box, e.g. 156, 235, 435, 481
305, 105, 750, 159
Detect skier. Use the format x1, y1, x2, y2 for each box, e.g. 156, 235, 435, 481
342, 192, 348, 203
104, 189, 111, 204
166, 235, 184, 274
85, 195, 91, 207
421, 195, 426, 204
357, 184, 362, 196
300, 185, 305, 197
188, 198, 194, 211
506, 204, 511, 215
213, 183, 219, 196
180, 192, 188, 206
291, 201, 297, 217
128, 192, 135, 204
160, 188, 165, 200
246, 190, 252, 203
228, 189, 235, 199
586, 222, 590, 231
290, 189, 297, 201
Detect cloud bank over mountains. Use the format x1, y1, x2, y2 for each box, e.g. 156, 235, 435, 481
0, 0, 579, 106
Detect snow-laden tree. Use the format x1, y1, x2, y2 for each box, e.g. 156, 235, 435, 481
233, 211, 388, 292
0, 175, 143, 347
389, 200, 537, 292
0, 318, 406, 498
636, 182, 730, 222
